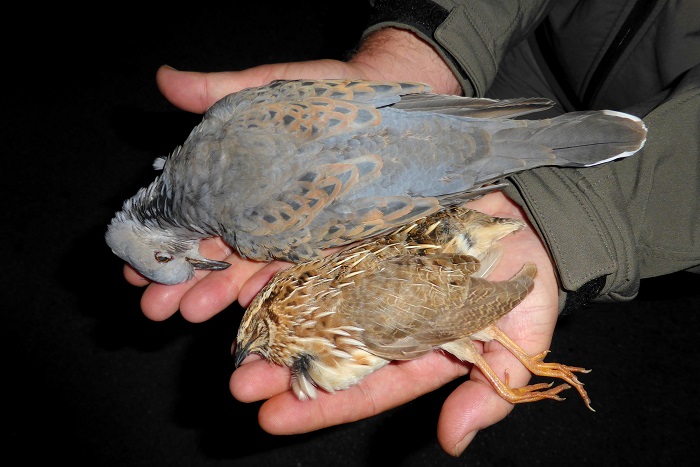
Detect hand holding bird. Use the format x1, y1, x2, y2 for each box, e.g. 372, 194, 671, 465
119, 57, 628, 456
228, 190, 565, 453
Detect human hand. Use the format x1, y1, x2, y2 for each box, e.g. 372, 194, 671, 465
122, 28, 561, 456
153, 27, 461, 115
230, 190, 561, 457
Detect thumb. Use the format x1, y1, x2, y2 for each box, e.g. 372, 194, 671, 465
155, 60, 363, 113
155, 65, 261, 113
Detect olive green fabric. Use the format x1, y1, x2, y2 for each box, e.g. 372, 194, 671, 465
506, 67, 700, 303
364, 0, 700, 306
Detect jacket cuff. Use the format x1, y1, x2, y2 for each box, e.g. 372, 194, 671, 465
502, 164, 641, 306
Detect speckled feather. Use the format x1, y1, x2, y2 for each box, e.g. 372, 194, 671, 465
234, 206, 592, 409
107, 79, 646, 284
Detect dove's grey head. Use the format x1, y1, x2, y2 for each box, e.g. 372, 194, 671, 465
105, 216, 230, 284
105, 182, 230, 284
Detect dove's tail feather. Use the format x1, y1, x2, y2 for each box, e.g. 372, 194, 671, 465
494, 110, 647, 168
395, 94, 556, 118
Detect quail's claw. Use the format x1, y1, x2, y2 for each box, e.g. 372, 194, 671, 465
457, 339, 576, 405
485, 325, 594, 411
503, 373, 571, 403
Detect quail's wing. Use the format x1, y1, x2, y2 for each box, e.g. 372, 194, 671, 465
339, 254, 536, 360
338, 253, 477, 359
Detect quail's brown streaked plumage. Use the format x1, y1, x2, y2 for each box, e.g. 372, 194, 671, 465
234, 206, 592, 410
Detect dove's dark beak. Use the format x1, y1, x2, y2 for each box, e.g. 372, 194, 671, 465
186, 257, 231, 271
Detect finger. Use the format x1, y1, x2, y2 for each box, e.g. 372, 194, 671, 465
124, 263, 149, 286
176, 237, 257, 322
464, 190, 526, 220
436, 338, 530, 457
437, 374, 517, 456
437, 294, 558, 456
156, 60, 361, 114
140, 280, 197, 321
179, 254, 268, 322
156, 66, 250, 113
229, 356, 293, 402
139, 237, 233, 322
237, 260, 293, 308
250, 352, 468, 435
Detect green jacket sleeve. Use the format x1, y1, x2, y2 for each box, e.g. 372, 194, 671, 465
363, 0, 700, 309
505, 66, 700, 306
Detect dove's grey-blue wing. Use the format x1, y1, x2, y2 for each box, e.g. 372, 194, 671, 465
160, 79, 645, 262
197, 80, 443, 260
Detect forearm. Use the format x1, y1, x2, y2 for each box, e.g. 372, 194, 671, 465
362, 0, 553, 96
349, 27, 461, 95
505, 65, 700, 307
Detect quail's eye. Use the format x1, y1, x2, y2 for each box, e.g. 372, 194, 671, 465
154, 252, 173, 263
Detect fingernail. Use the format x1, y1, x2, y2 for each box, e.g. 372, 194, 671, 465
161, 64, 178, 71
454, 431, 477, 457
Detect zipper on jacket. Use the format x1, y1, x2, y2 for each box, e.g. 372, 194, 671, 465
581, 0, 657, 108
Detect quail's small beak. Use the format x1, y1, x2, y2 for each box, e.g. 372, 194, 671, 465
186, 257, 231, 271
233, 341, 251, 368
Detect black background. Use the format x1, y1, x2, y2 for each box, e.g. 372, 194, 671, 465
4, 4, 699, 466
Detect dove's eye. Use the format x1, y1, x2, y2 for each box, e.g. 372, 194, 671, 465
155, 252, 173, 263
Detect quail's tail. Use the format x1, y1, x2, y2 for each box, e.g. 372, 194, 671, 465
493, 110, 647, 169
452, 263, 538, 336
471, 263, 537, 318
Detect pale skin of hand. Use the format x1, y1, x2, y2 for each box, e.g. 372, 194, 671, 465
123, 28, 561, 457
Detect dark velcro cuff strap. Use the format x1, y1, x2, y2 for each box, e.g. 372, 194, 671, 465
368, 0, 450, 39
561, 276, 605, 315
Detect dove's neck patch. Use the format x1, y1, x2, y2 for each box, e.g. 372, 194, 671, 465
116, 175, 210, 236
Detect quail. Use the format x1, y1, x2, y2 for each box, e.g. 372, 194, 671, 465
106, 79, 646, 285
233, 206, 592, 410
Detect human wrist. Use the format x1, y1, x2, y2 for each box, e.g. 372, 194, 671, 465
348, 27, 461, 95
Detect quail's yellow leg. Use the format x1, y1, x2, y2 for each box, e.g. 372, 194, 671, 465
483, 325, 594, 411
444, 339, 574, 405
